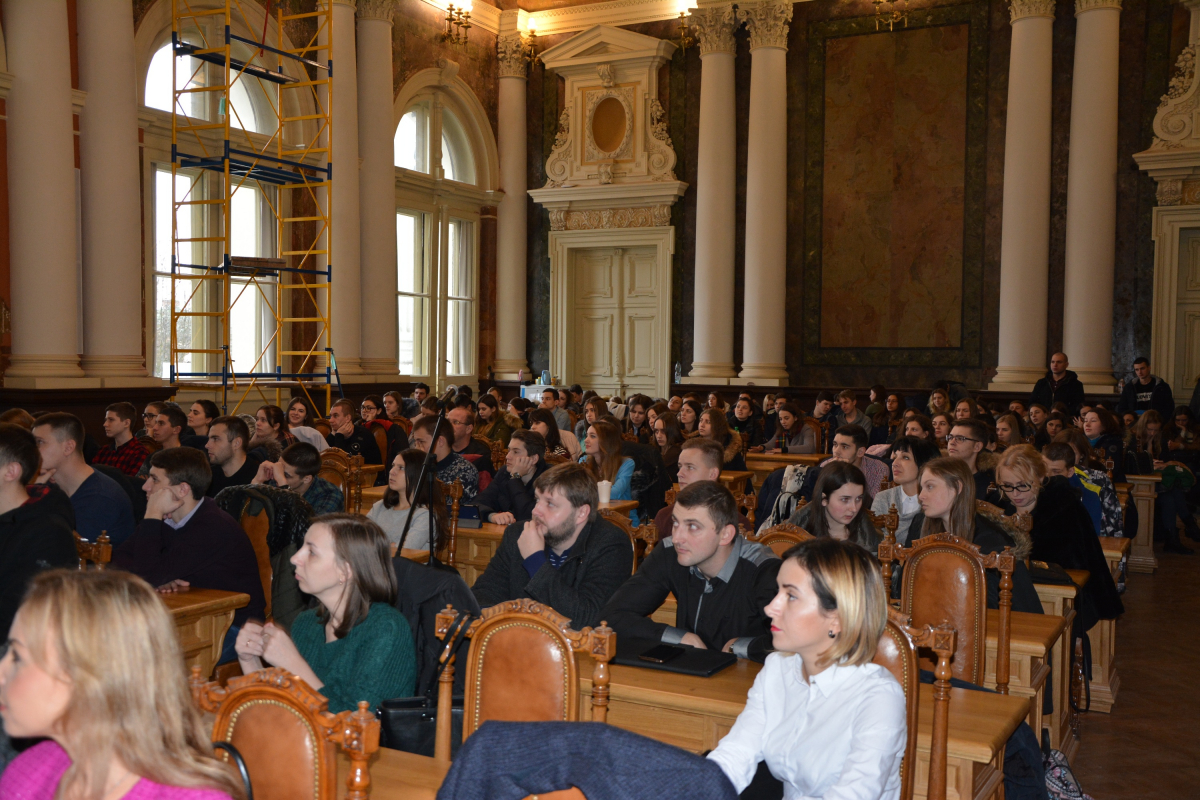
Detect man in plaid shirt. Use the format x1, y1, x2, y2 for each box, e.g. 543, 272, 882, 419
92, 402, 149, 477
251, 441, 345, 515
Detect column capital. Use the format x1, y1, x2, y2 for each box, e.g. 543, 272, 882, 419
498, 33, 529, 79
1009, 0, 1056, 22
737, 0, 792, 52
690, 5, 738, 57
356, 0, 396, 22
1074, 0, 1121, 15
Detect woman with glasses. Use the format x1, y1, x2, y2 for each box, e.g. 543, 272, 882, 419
995, 445, 1123, 633
359, 394, 409, 474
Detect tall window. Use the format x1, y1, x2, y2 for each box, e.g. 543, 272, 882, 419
445, 219, 475, 376
229, 185, 277, 375
394, 104, 429, 173
145, 41, 269, 132
396, 211, 429, 375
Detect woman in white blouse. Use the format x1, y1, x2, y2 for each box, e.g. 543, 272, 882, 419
872, 436, 943, 546
707, 538, 906, 799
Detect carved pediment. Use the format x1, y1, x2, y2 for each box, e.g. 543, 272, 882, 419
537, 24, 677, 68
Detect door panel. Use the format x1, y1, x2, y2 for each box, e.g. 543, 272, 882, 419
1175, 230, 1200, 395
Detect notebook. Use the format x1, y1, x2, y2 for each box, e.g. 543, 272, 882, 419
611, 637, 739, 677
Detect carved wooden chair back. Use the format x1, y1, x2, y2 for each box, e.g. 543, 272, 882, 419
391, 415, 413, 435
433, 600, 615, 760
474, 434, 507, 471
545, 452, 570, 465
748, 522, 814, 558
621, 431, 638, 443
312, 418, 332, 439
435, 478, 464, 566
877, 532, 1014, 692
872, 608, 957, 800
318, 448, 363, 513
734, 491, 757, 529
599, 508, 657, 574
868, 503, 900, 542
799, 416, 826, 449
368, 424, 389, 467
137, 434, 161, 454
878, 479, 898, 492
190, 666, 380, 800
665, 485, 678, 506
73, 531, 112, 570
235, 499, 275, 620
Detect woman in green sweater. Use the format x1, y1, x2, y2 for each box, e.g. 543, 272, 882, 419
234, 514, 415, 712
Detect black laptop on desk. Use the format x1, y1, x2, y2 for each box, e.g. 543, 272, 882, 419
611, 636, 739, 678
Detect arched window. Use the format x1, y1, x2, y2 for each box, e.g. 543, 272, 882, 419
144, 41, 268, 133
393, 100, 476, 186
440, 107, 476, 185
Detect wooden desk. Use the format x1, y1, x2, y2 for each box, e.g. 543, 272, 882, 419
744, 452, 828, 489
980, 609, 1064, 760
160, 589, 249, 680
600, 499, 640, 515
576, 654, 1028, 800
719, 470, 755, 494
1125, 473, 1161, 573
360, 484, 386, 511
1033, 581, 1081, 760
1089, 536, 1131, 713
337, 748, 448, 800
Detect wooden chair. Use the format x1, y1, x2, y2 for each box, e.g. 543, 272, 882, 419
368, 423, 389, 466
436, 478, 464, 567
748, 522, 814, 557
873, 608, 957, 800
621, 431, 638, 443
433, 599, 616, 761
734, 490, 757, 529
545, 452, 570, 466
800, 416, 825, 449
878, 479, 898, 492
877, 532, 1015, 694
312, 418, 333, 439
190, 666, 379, 800
235, 499, 275, 621
868, 503, 900, 542
474, 434, 507, 472
391, 415, 413, 435
599, 508, 658, 574
137, 434, 162, 454
319, 447, 365, 513
73, 531, 111, 570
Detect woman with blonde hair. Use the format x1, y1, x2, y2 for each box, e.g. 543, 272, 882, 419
708, 538, 905, 798
994, 412, 1025, 449
580, 419, 636, 521
908, 457, 1042, 613
927, 388, 950, 417
0, 569, 244, 799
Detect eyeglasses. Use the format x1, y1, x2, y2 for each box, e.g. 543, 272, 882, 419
996, 482, 1033, 493
143, 412, 156, 419
360, 404, 377, 411
946, 434, 982, 444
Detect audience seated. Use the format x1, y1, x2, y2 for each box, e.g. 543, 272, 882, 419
470, 463, 633, 629
367, 449, 450, 551
727, 397, 764, 452
928, 387, 951, 417
931, 411, 954, 447
324, 398, 383, 466
530, 407, 580, 461
33, 412, 135, 546
902, 413, 934, 440
410, 414, 480, 502
475, 394, 516, 443
763, 402, 815, 454
801, 425, 887, 502
0, 570, 246, 800
873, 436, 942, 545
655, 438, 751, 535
996, 446, 1123, 634
678, 398, 703, 437
284, 396, 330, 452
135, 405, 193, 478
1054, 428, 1126, 536
402, 383, 431, 420
1041, 442, 1108, 538
93, 401, 150, 477
539, 387, 572, 433
186, 399, 220, 439
1031, 352, 1086, 417
906, 457, 1042, 613
623, 394, 654, 444
698, 408, 748, 472
575, 395, 608, 441
235, 514, 416, 713
251, 441, 345, 515
994, 412, 1025, 449
447, 405, 496, 480
476, 430, 550, 524
653, 411, 686, 485
0, 423, 77, 637
789, 462, 880, 551
947, 418, 1001, 504
114, 447, 266, 662
874, 393, 905, 445
707, 538, 905, 799
360, 394, 410, 467
834, 389, 873, 437
1081, 406, 1127, 483
1116, 356, 1175, 419
204, 415, 261, 498
602, 481, 780, 660
581, 419, 637, 520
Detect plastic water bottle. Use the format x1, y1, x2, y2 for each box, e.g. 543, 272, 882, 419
674, 362, 682, 384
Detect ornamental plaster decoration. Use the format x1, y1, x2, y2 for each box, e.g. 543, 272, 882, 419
1185, 180, 1200, 205
689, 5, 738, 56
1074, 0, 1122, 13
1009, 0, 1056, 22
1151, 46, 1198, 150
545, 108, 574, 188
583, 85, 635, 163
646, 98, 677, 180
549, 209, 567, 229
597, 63, 616, 88
356, 0, 396, 21
554, 204, 674, 230
497, 33, 528, 78
438, 58, 460, 86
1158, 178, 1184, 206
738, 0, 792, 51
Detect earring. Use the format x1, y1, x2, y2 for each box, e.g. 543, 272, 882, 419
828, 630, 836, 638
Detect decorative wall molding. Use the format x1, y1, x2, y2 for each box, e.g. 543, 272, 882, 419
548, 204, 673, 230
738, 0, 793, 51
690, 5, 738, 56
1159, 178, 1184, 206
497, 33, 528, 78
356, 0, 397, 22
1150, 45, 1197, 150
1009, 0, 1056, 22
1074, 0, 1122, 14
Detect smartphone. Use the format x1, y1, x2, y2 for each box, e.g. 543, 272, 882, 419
638, 643, 685, 664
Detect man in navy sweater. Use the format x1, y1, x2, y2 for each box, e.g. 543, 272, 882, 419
114, 447, 266, 661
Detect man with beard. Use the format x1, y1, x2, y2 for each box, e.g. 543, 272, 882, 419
469, 462, 632, 629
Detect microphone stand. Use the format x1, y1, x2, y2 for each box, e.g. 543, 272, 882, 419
397, 406, 446, 566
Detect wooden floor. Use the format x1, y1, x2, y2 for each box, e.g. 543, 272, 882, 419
1075, 537, 1200, 798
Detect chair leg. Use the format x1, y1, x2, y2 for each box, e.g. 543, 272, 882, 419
434, 657, 456, 761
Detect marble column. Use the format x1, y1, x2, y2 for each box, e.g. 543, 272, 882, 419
1061, 0, 1122, 390
324, 0, 363, 376
494, 29, 531, 380
737, 0, 791, 384
357, 0, 398, 377
990, 0, 1056, 390
2, 0, 88, 387
684, 5, 738, 384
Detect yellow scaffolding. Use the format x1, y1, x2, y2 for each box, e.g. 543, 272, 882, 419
170, 0, 334, 415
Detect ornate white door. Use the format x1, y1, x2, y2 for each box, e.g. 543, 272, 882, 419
1173, 229, 1200, 399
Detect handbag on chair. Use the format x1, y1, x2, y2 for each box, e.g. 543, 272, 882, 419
376, 610, 473, 757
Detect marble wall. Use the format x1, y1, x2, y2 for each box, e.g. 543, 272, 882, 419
819, 24, 969, 350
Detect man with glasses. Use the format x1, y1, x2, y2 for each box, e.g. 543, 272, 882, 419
946, 418, 1001, 503
447, 405, 496, 480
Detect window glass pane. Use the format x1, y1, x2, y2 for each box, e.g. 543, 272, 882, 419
446, 219, 473, 298
154, 169, 203, 378
228, 76, 259, 134
446, 299, 473, 376
146, 43, 206, 119
396, 212, 426, 294
394, 105, 429, 172
440, 107, 476, 185
231, 185, 259, 256
398, 295, 429, 375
